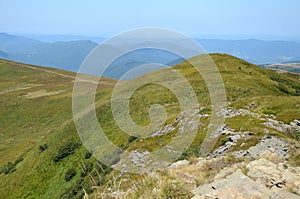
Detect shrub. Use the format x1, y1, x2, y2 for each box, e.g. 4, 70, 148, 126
60, 179, 92, 199
38, 144, 48, 153
128, 135, 137, 143
0, 154, 25, 175
65, 168, 77, 181
220, 137, 230, 145
84, 151, 92, 159
14, 154, 24, 165
53, 141, 81, 162
80, 160, 93, 177
278, 83, 290, 94
0, 162, 16, 175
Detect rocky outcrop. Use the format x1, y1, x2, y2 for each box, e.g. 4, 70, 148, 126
217, 107, 260, 118
231, 136, 290, 159
247, 158, 300, 196
262, 118, 300, 139
193, 169, 272, 198
193, 166, 300, 199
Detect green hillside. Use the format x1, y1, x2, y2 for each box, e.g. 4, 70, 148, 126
0, 54, 299, 198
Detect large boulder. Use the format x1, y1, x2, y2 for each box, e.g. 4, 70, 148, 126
193, 169, 300, 199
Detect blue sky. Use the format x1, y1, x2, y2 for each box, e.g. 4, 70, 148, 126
0, 0, 299, 39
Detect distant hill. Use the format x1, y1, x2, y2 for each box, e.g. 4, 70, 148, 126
1, 33, 300, 79
0, 33, 185, 78
0, 33, 42, 53
0, 33, 98, 71
262, 61, 300, 73
24, 34, 105, 43
7, 40, 98, 72
198, 39, 300, 64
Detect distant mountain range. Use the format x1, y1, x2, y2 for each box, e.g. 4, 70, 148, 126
0, 33, 97, 71
196, 39, 300, 64
1, 32, 300, 78
24, 34, 105, 43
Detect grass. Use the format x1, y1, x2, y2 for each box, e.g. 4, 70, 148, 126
0, 53, 300, 198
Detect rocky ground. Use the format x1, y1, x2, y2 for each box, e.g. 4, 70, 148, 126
109, 106, 300, 198
168, 107, 300, 198
189, 148, 300, 198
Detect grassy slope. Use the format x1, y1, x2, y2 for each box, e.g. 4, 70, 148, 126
0, 59, 75, 163
0, 54, 299, 198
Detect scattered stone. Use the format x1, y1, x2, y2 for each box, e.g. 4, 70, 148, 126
246, 102, 257, 109
129, 150, 150, 167
217, 107, 259, 118
262, 118, 300, 138
168, 159, 189, 169
231, 136, 290, 159
150, 124, 176, 137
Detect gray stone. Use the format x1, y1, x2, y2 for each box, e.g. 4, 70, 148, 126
168, 159, 189, 169
193, 169, 271, 198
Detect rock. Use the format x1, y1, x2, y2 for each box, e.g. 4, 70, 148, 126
231, 136, 290, 159
260, 149, 282, 162
291, 120, 300, 127
196, 157, 207, 168
262, 118, 300, 138
193, 169, 300, 199
211, 145, 229, 156
269, 190, 300, 199
246, 158, 300, 196
246, 158, 281, 180
246, 102, 257, 109
193, 169, 271, 198
130, 150, 150, 167
150, 124, 176, 137
217, 107, 260, 118
214, 164, 239, 180
168, 159, 189, 169
228, 134, 241, 143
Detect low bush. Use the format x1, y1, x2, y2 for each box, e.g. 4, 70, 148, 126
220, 137, 230, 145
0, 153, 25, 175
0, 162, 16, 175
84, 151, 92, 159
38, 144, 48, 153
53, 141, 81, 162
128, 135, 137, 143
65, 168, 77, 181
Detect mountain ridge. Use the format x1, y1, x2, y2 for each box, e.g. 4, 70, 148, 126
1, 33, 300, 78
0, 54, 299, 198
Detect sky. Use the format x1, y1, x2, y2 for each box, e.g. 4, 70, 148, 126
0, 0, 300, 40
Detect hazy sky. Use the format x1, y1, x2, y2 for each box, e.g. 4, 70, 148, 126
0, 0, 299, 39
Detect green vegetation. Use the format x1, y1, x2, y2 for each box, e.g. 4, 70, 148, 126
38, 143, 48, 153
65, 168, 77, 181
53, 141, 81, 162
0, 154, 24, 175
0, 53, 300, 198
